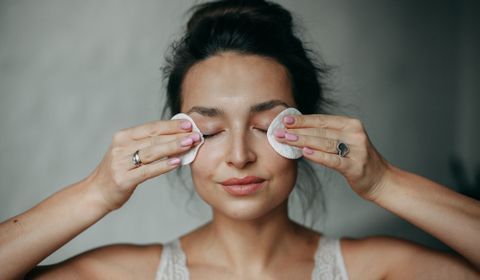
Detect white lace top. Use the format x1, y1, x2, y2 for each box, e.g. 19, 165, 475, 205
155, 236, 349, 280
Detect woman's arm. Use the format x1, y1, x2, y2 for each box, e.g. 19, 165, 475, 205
0, 176, 109, 279
276, 113, 480, 271
0, 119, 200, 279
372, 164, 480, 268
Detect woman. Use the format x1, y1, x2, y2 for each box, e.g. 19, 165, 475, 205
1, 0, 479, 279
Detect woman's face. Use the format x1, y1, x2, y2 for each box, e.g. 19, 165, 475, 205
180, 52, 297, 220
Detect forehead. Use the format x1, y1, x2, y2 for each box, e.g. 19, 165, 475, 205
180, 52, 294, 111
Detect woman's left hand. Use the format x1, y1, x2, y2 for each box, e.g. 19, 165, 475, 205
275, 114, 391, 201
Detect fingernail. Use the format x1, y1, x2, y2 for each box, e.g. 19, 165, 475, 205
180, 120, 192, 130
274, 129, 285, 138
303, 147, 314, 155
190, 133, 200, 142
168, 157, 181, 166
285, 133, 298, 141
283, 116, 295, 125
180, 137, 193, 146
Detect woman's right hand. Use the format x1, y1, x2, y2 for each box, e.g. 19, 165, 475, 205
0, 118, 200, 280
88, 118, 201, 211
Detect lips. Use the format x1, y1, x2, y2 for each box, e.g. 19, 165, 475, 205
220, 176, 266, 196
221, 176, 265, 186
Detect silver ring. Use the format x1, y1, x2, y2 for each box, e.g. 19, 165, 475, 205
336, 141, 349, 157
132, 150, 142, 167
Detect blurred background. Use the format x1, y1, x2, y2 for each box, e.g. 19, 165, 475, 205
1, 0, 479, 264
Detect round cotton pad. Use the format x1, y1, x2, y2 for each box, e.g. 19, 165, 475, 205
171, 113, 205, 165
267, 108, 303, 159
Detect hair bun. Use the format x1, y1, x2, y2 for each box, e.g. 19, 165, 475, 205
186, 0, 293, 35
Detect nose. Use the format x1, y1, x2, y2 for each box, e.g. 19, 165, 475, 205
226, 130, 257, 169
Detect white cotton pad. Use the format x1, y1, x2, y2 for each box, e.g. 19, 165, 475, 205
171, 113, 205, 165
267, 108, 303, 159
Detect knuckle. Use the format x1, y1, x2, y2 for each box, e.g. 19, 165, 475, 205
297, 135, 306, 145
171, 119, 183, 129
139, 148, 151, 162
113, 130, 128, 143
173, 138, 185, 150
315, 118, 327, 128
326, 138, 336, 151
139, 166, 150, 180
317, 129, 327, 138
148, 121, 165, 138
296, 116, 305, 126
149, 136, 156, 147
356, 133, 368, 145
333, 156, 342, 168
154, 161, 171, 176
315, 151, 326, 162
153, 143, 170, 160
148, 126, 161, 137
111, 146, 124, 157
349, 118, 363, 130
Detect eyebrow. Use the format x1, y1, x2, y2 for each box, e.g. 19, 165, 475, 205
186, 99, 290, 117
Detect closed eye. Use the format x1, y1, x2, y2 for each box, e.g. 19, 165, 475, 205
203, 128, 267, 139
203, 131, 223, 139
255, 128, 268, 133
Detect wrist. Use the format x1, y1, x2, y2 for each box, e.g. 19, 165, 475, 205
77, 172, 115, 216
365, 163, 399, 203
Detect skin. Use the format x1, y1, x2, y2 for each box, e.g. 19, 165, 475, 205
0, 52, 479, 279
179, 53, 315, 278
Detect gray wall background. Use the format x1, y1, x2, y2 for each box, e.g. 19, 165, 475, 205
1, 0, 478, 265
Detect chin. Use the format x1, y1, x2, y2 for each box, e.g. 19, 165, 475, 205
219, 200, 273, 220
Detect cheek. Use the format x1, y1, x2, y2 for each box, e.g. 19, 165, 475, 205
268, 156, 297, 189
258, 138, 298, 190
258, 136, 295, 169
189, 138, 229, 185
190, 143, 219, 179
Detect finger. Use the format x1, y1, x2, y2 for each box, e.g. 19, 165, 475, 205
124, 119, 193, 141
284, 127, 341, 141
133, 132, 194, 152
130, 133, 201, 167
302, 147, 350, 171
125, 157, 182, 186
283, 114, 351, 130
277, 133, 338, 154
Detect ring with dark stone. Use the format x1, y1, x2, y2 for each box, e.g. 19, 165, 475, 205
336, 141, 349, 157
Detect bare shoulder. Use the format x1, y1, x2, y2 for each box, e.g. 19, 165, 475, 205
340, 235, 479, 280
26, 243, 163, 279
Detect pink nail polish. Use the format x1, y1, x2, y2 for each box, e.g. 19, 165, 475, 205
285, 133, 298, 141
303, 147, 314, 155
180, 120, 192, 130
283, 116, 295, 125
168, 157, 181, 166
274, 130, 286, 138
181, 137, 193, 146
190, 133, 200, 142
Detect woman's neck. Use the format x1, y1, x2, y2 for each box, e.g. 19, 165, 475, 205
201, 200, 305, 274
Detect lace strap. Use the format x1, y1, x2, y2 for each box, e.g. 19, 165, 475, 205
311, 236, 349, 280
334, 238, 349, 279
155, 239, 190, 280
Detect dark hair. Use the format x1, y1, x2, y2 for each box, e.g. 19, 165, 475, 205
162, 0, 333, 229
